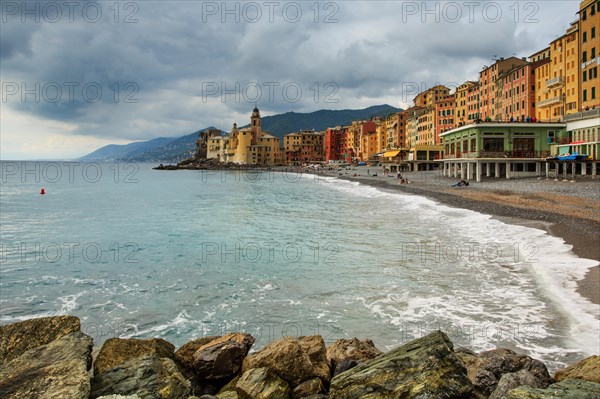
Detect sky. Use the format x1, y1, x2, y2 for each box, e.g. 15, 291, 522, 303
0, 0, 582, 159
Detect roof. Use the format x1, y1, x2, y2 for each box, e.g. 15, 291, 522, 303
440, 122, 567, 137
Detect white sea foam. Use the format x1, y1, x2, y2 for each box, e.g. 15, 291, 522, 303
339, 178, 599, 365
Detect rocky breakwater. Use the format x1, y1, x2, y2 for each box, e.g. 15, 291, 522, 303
153, 158, 270, 171
1, 316, 599, 399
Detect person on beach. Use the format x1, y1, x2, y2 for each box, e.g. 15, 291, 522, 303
452, 180, 469, 187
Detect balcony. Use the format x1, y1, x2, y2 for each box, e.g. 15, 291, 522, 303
444, 151, 551, 159
564, 108, 600, 121
537, 95, 565, 107
545, 76, 564, 88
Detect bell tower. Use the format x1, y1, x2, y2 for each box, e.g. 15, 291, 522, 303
250, 106, 261, 145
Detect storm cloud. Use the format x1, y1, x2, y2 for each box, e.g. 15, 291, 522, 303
0, 0, 579, 159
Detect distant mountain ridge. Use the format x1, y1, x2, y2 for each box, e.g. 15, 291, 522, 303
79, 104, 402, 162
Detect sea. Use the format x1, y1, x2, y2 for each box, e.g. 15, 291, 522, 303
1, 161, 598, 371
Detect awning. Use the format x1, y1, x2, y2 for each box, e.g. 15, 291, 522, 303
383, 150, 401, 157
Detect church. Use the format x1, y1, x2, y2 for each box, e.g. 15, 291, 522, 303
207, 107, 283, 166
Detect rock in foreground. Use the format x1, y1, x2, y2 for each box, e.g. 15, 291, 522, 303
94, 338, 176, 374
329, 330, 473, 399
0, 331, 93, 399
90, 356, 192, 399
0, 314, 81, 367
242, 336, 330, 388
193, 333, 255, 380
457, 347, 552, 397
503, 378, 600, 398
554, 355, 600, 383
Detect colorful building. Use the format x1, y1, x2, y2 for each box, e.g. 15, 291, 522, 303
206, 107, 283, 166
579, 0, 599, 111
455, 81, 478, 127
347, 120, 376, 162
479, 57, 528, 121
440, 122, 567, 181
324, 126, 348, 161
562, 108, 600, 160
435, 94, 456, 140
535, 21, 580, 121
497, 61, 539, 122
284, 130, 324, 166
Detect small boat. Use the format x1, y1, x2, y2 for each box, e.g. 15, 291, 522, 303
556, 153, 589, 161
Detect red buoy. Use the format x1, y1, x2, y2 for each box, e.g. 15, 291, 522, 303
40, 188, 45, 195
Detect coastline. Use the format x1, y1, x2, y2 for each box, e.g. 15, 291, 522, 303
317, 168, 600, 305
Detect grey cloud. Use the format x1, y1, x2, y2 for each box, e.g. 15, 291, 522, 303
0, 0, 583, 150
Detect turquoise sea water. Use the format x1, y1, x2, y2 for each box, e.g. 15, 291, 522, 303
1, 162, 598, 370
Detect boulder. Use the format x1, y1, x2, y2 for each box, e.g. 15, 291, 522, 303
235, 367, 291, 399
192, 333, 255, 380
503, 378, 600, 398
329, 330, 472, 399
456, 348, 552, 397
554, 356, 600, 383
292, 378, 325, 398
175, 336, 219, 373
0, 315, 80, 367
297, 336, 330, 384
326, 337, 382, 371
0, 331, 93, 399
489, 369, 548, 399
94, 337, 176, 374
242, 336, 328, 387
91, 356, 191, 399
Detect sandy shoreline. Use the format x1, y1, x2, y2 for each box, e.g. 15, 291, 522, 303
314, 167, 600, 305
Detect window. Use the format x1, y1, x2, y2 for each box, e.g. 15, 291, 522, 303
593, 87, 597, 100
583, 89, 588, 102
592, 48, 596, 59
583, 51, 588, 62
584, 32, 588, 43
584, 70, 588, 82
593, 27, 597, 39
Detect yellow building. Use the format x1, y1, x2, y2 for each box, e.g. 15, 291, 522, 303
535, 21, 580, 121
455, 81, 478, 126
206, 107, 282, 166
414, 85, 451, 108
580, 0, 599, 110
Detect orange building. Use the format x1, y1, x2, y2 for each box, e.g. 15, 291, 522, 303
579, 0, 599, 110
479, 57, 528, 121
325, 126, 348, 161
498, 61, 539, 122
435, 94, 456, 141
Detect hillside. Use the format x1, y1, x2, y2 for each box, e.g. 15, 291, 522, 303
79, 137, 176, 162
